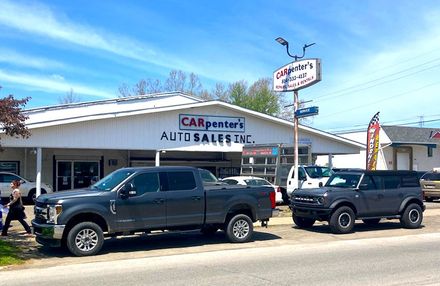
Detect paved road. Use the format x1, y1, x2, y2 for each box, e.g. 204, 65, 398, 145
2, 202, 440, 271
2, 233, 440, 286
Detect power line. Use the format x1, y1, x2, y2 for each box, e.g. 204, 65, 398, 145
314, 57, 440, 101
318, 80, 440, 119
327, 117, 440, 133
313, 62, 440, 103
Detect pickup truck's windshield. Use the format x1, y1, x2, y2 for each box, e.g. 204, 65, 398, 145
304, 166, 334, 178
91, 169, 134, 191
325, 173, 362, 188
199, 169, 219, 183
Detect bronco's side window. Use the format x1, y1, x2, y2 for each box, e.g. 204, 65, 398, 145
360, 175, 376, 190
130, 172, 160, 196
383, 176, 401, 189
401, 176, 419, 187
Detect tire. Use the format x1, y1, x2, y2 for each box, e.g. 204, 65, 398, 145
281, 189, 290, 205
28, 189, 47, 203
292, 214, 315, 228
226, 214, 253, 243
362, 218, 381, 225
329, 206, 355, 234
201, 225, 218, 235
66, 222, 104, 256
400, 203, 423, 229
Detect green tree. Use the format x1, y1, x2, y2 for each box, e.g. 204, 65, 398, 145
0, 87, 31, 149
228, 78, 280, 116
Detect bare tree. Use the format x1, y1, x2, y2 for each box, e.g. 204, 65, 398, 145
213, 83, 228, 102
165, 70, 186, 92
187, 73, 202, 95
0, 87, 31, 149
198, 89, 213, 100
58, 88, 81, 104
118, 83, 132, 98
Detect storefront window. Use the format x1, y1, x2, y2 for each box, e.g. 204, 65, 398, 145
0, 161, 19, 174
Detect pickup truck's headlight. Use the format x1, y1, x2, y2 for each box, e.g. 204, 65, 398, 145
317, 197, 325, 204
47, 204, 63, 224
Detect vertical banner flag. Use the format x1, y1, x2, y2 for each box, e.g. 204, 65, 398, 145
366, 112, 380, 170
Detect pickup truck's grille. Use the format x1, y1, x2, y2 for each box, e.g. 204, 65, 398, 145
34, 204, 48, 224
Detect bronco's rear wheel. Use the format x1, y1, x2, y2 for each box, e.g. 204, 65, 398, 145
67, 222, 104, 256
400, 203, 423, 229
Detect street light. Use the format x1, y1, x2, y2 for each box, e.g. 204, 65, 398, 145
275, 37, 299, 193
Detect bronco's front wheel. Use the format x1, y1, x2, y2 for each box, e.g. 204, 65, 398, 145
67, 222, 104, 256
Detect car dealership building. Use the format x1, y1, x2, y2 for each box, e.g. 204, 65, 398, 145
0, 92, 364, 192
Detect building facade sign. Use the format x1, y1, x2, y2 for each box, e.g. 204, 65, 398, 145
179, 114, 245, 132
160, 114, 253, 144
273, 58, 321, 92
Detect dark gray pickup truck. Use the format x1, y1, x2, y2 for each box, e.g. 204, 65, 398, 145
32, 166, 278, 256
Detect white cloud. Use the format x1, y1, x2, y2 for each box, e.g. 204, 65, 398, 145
0, 70, 112, 98
0, 48, 66, 70
0, 1, 199, 74
50, 74, 65, 81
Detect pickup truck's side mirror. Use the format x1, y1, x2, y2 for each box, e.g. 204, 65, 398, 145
120, 183, 136, 199
358, 183, 368, 191
299, 175, 307, 181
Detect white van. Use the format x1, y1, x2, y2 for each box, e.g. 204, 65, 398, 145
286, 165, 333, 197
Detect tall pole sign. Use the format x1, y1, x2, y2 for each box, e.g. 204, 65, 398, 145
273, 41, 321, 193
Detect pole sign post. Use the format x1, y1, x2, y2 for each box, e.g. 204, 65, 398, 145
273, 58, 321, 92
295, 106, 319, 118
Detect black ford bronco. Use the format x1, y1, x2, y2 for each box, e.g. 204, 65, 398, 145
290, 170, 425, 234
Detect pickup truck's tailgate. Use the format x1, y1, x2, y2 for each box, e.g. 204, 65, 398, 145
204, 185, 274, 224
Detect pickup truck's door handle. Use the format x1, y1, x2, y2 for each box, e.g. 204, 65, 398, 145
192, 196, 201, 201
153, 198, 165, 204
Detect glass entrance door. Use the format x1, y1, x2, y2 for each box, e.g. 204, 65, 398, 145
56, 161, 100, 191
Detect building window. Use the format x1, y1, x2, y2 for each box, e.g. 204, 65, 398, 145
428, 146, 433, 158
0, 161, 20, 174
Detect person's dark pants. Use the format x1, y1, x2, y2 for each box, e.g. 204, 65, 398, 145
1, 213, 31, 236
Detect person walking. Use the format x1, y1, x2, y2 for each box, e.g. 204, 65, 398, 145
1, 180, 32, 236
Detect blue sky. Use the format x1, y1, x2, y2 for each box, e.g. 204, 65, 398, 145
0, 0, 439, 132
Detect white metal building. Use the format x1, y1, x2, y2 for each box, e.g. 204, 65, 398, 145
316, 126, 440, 171
0, 92, 364, 192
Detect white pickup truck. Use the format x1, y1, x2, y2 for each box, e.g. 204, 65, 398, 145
0, 172, 53, 203
286, 165, 333, 197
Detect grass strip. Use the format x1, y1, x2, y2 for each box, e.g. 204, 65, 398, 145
0, 239, 24, 266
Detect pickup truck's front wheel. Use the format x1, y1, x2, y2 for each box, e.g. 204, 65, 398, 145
67, 222, 104, 256
226, 214, 253, 243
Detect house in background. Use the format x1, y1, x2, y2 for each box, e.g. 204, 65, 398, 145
316, 125, 440, 172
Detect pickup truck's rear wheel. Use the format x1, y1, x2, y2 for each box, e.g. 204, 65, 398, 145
292, 214, 315, 228
67, 222, 104, 256
329, 206, 355, 234
226, 214, 253, 243
400, 203, 423, 229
